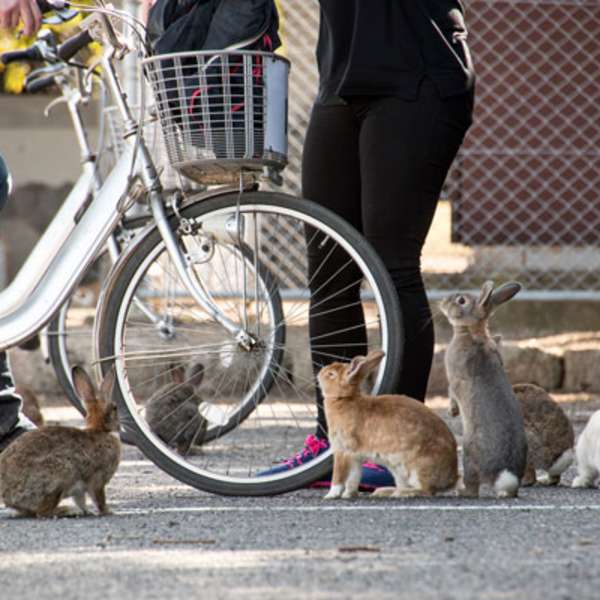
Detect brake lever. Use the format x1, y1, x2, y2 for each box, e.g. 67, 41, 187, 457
29, 30, 59, 63
27, 62, 64, 80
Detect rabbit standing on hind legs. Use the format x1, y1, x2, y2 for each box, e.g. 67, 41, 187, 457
440, 281, 528, 499
318, 350, 459, 499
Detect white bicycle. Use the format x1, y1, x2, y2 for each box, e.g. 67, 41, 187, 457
4, 21, 202, 414
0, 0, 403, 495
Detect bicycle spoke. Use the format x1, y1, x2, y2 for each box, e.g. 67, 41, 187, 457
99, 195, 399, 494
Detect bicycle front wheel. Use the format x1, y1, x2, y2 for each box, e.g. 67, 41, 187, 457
96, 191, 403, 496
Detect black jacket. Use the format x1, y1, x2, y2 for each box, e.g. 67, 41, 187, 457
147, 0, 280, 55
316, 0, 475, 101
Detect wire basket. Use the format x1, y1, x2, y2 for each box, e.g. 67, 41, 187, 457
142, 50, 290, 185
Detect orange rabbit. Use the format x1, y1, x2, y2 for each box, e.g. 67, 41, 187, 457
318, 350, 459, 499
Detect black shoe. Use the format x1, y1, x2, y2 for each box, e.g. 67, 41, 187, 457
0, 426, 30, 453
119, 427, 137, 446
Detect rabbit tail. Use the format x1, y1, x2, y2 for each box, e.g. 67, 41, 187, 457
494, 470, 519, 498
548, 448, 574, 478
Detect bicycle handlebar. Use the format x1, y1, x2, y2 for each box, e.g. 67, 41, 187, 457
1, 28, 92, 67
25, 74, 56, 93
57, 30, 93, 61
1, 45, 43, 65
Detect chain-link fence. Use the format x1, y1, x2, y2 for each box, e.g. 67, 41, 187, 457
272, 0, 600, 299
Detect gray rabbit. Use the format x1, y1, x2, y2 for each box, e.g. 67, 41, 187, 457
440, 281, 527, 498
145, 363, 208, 455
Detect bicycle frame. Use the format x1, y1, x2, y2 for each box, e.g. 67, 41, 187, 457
2, 64, 98, 318
0, 43, 249, 351
0, 147, 133, 350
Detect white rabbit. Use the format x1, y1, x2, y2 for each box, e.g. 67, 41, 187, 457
572, 410, 600, 488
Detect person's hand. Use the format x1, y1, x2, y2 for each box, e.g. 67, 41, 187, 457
140, 0, 156, 25
0, 0, 42, 36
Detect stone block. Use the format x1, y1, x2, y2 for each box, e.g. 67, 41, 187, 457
501, 345, 563, 391
426, 343, 564, 397
9, 347, 64, 398
563, 349, 600, 392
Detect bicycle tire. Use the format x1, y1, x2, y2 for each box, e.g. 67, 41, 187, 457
46, 252, 113, 415
46, 241, 282, 427
47, 305, 85, 415
96, 191, 404, 496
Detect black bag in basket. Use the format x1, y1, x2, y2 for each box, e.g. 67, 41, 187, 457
147, 0, 280, 159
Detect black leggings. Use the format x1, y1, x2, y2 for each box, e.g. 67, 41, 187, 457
302, 79, 473, 437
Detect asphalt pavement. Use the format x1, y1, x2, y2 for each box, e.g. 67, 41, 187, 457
2, 436, 600, 600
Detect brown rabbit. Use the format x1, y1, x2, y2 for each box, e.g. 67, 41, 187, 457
0, 367, 120, 518
512, 383, 574, 486
318, 350, 459, 499
16, 384, 45, 428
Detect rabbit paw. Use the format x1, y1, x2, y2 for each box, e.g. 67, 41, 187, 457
392, 488, 423, 498
457, 486, 479, 498
39, 506, 77, 519
54, 506, 77, 518
370, 487, 395, 498
341, 488, 359, 499
572, 476, 595, 489
324, 485, 344, 500
496, 489, 518, 499
537, 473, 560, 487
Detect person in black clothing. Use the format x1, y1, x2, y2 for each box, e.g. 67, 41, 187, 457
262, 1, 475, 487
0, 154, 36, 452
0, 0, 44, 454
308, 0, 475, 401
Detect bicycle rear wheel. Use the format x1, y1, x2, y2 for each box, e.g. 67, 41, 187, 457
96, 191, 403, 496
46, 253, 113, 415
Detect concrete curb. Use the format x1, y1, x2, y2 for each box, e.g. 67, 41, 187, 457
428, 332, 600, 395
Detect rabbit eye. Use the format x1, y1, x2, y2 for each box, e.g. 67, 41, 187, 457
457, 296, 466, 305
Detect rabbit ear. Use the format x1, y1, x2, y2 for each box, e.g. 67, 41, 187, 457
99, 367, 116, 403
188, 363, 205, 387
477, 281, 495, 308
72, 366, 96, 405
344, 350, 385, 384
345, 356, 366, 384
490, 282, 521, 309
170, 364, 186, 385
364, 349, 385, 370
